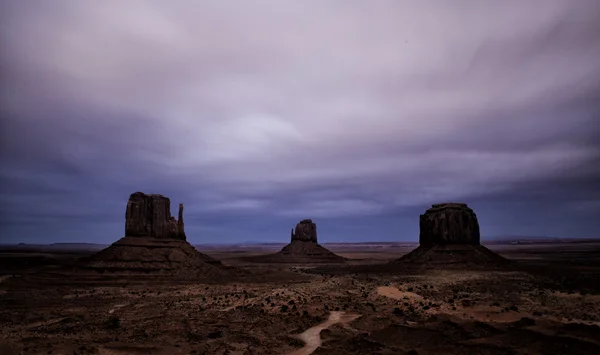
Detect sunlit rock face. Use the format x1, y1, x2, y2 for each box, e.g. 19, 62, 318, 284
419, 203, 480, 247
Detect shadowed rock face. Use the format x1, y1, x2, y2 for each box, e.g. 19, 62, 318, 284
243, 218, 345, 263
419, 203, 480, 246
396, 203, 506, 267
125, 192, 186, 240
291, 219, 318, 243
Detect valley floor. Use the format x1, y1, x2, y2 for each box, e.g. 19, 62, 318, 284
1, 243, 600, 354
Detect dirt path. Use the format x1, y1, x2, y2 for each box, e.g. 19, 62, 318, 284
108, 303, 128, 314
376, 286, 423, 301
288, 311, 361, 355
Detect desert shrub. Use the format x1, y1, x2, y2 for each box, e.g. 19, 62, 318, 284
288, 337, 304, 347
514, 317, 536, 327
281, 305, 289, 312
186, 331, 203, 342
105, 316, 120, 329
207, 330, 222, 339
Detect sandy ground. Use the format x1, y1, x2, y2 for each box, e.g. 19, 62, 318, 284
0, 242, 600, 354
288, 311, 361, 355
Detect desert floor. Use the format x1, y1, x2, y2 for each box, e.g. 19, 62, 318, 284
1, 242, 600, 355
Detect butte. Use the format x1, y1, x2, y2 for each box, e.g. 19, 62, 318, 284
77, 192, 233, 279
246, 219, 346, 263
394, 203, 507, 266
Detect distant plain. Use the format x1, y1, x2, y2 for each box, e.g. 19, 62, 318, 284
1, 240, 600, 355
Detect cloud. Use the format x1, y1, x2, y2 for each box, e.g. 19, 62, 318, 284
1, 0, 599, 242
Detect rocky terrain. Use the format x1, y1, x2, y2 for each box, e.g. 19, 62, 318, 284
1, 245, 600, 355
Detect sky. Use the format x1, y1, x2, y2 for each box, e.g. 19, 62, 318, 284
1, 0, 599, 244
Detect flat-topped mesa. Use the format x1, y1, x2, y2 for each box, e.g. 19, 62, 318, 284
125, 192, 186, 240
291, 219, 318, 243
419, 202, 480, 246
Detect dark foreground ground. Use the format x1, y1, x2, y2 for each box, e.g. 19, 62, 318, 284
1, 242, 600, 355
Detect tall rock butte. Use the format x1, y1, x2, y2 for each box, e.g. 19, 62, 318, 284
125, 192, 186, 240
76, 192, 238, 279
419, 203, 480, 246
291, 219, 318, 243
396, 203, 506, 266
245, 219, 346, 263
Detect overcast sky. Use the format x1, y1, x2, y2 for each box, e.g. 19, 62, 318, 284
1, 0, 599, 244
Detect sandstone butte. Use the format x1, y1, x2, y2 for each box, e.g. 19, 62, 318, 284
395, 203, 507, 266
245, 219, 346, 264
76, 192, 233, 278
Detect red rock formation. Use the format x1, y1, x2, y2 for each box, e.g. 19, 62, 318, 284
178, 203, 185, 240
291, 219, 318, 243
125, 192, 186, 240
245, 219, 345, 263
396, 202, 506, 267
419, 203, 480, 246
74, 192, 245, 279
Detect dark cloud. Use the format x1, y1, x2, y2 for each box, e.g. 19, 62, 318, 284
1, 0, 599, 243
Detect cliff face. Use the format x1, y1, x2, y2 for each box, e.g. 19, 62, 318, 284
125, 192, 186, 240
290, 219, 318, 243
419, 203, 480, 246
395, 203, 506, 267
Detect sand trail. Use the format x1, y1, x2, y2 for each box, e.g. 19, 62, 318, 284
108, 303, 129, 314
288, 311, 361, 355
377, 286, 423, 300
